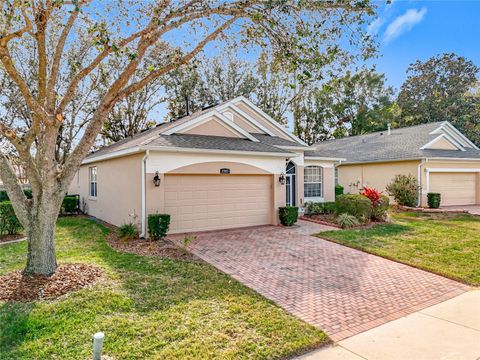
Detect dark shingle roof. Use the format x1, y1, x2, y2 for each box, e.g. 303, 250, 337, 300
306, 122, 480, 164
145, 134, 292, 154
250, 133, 306, 147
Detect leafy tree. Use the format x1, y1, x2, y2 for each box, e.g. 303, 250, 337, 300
295, 69, 397, 144
397, 53, 480, 145
0, 1, 375, 276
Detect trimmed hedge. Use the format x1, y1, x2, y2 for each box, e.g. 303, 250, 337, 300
427, 193, 441, 209
148, 214, 171, 240
0, 189, 33, 202
304, 202, 336, 216
335, 184, 344, 198
61, 195, 80, 214
335, 194, 371, 223
0, 201, 22, 236
279, 206, 298, 226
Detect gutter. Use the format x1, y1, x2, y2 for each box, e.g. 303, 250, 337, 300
140, 150, 149, 238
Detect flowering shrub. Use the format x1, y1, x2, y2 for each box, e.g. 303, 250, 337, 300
361, 187, 382, 205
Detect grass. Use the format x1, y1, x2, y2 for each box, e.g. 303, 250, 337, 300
0, 217, 328, 359
318, 211, 480, 286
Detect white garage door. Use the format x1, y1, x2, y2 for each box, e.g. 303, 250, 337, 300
430, 172, 477, 206
164, 174, 273, 233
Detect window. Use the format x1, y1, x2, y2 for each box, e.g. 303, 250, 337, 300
89, 167, 97, 197
304, 166, 323, 198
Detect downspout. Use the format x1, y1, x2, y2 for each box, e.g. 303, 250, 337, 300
140, 150, 149, 238
417, 158, 427, 207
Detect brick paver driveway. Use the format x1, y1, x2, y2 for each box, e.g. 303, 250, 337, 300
169, 221, 469, 341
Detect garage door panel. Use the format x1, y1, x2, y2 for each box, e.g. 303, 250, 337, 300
164, 174, 272, 233
430, 173, 477, 206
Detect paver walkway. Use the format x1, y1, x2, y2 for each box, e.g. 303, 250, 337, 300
444, 205, 480, 216
169, 220, 469, 341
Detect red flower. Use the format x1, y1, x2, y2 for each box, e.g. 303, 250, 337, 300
361, 187, 382, 205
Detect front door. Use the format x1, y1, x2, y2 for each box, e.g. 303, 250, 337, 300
286, 161, 296, 206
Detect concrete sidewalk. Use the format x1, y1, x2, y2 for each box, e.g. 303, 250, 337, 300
298, 290, 480, 360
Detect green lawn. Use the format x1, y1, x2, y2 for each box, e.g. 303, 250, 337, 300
319, 212, 480, 286
0, 217, 327, 359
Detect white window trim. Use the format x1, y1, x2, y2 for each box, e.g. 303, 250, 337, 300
304, 165, 323, 201
89, 166, 97, 198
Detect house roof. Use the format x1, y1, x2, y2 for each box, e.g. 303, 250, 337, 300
145, 134, 293, 154
307, 122, 480, 164
250, 133, 306, 147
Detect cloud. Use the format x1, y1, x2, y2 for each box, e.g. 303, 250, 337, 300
384, 7, 427, 43
367, 17, 385, 35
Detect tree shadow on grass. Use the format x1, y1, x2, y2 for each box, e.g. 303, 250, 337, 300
0, 302, 35, 356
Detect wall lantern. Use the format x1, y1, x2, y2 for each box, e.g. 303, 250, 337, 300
153, 171, 161, 187
279, 173, 286, 185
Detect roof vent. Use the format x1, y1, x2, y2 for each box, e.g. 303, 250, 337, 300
202, 102, 219, 111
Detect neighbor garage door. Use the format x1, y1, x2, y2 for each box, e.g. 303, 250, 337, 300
164, 174, 272, 233
429, 172, 477, 206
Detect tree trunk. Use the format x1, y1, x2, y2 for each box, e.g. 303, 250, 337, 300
23, 195, 63, 276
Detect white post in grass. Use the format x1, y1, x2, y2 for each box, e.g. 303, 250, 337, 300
92, 332, 104, 360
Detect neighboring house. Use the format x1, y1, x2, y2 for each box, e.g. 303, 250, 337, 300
309, 122, 480, 207
69, 96, 342, 235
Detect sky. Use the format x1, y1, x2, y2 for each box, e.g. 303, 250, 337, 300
370, 0, 480, 91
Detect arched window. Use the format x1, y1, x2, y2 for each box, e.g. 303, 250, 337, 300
304, 166, 323, 199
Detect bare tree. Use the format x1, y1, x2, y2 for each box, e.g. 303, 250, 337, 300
0, 0, 374, 276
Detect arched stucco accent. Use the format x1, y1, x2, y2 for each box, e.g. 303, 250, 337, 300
167, 161, 272, 175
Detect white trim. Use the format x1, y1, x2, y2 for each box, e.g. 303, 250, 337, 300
224, 104, 276, 136
277, 146, 308, 151
442, 122, 479, 149
231, 96, 308, 146
82, 147, 142, 164
162, 110, 259, 142
426, 157, 480, 161
140, 150, 149, 238
420, 134, 465, 151
143, 145, 296, 158
426, 168, 480, 173
304, 156, 347, 162
431, 121, 479, 150
304, 197, 325, 203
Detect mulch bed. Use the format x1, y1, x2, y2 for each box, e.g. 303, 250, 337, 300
0, 234, 25, 244
107, 232, 198, 261
0, 263, 103, 302
300, 214, 341, 228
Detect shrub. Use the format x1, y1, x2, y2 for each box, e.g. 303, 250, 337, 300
323, 202, 337, 214
304, 202, 323, 215
148, 214, 171, 240
361, 186, 382, 205
335, 184, 344, 197
335, 194, 371, 223
427, 193, 441, 209
61, 195, 80, 214
0, 189, 32, 202
0, 191, 8, 203
0, 201, 22, 236
371, 195, 390, 221
118, 223, 139, 240
386, 174, 419, 207
279, 206, 298, 226
304, 202, 336, 215
337, 213, 360, 229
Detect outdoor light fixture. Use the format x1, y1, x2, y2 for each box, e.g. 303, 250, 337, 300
279, 173, 286, 185
153, 171, 161, 187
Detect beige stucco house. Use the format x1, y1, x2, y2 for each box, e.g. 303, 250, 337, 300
69, 96, 342, 235
309, 122, 480, 207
